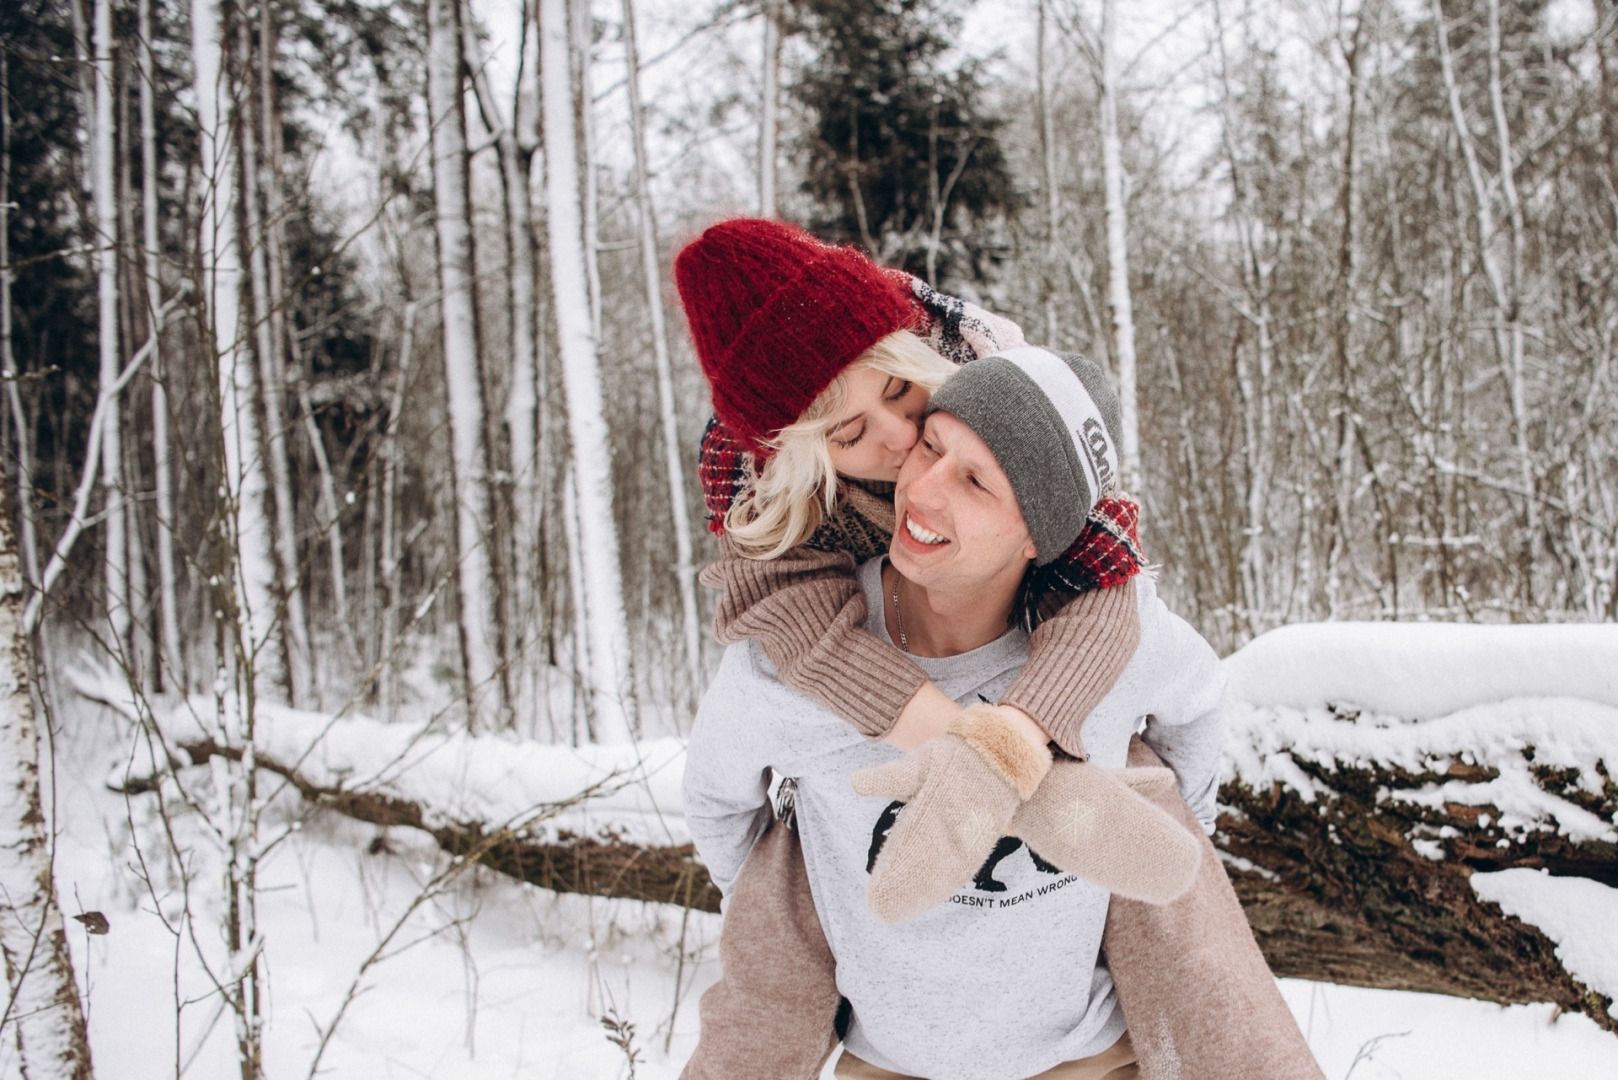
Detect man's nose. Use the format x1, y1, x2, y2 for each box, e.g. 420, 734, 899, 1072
905, 455, 950, 508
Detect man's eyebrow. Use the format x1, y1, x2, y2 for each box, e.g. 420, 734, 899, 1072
941, 432, 999, 478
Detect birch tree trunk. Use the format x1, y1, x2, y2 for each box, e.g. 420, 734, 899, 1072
1432, 0, 1538, 608
573, 0, 604, 333
378, 302, 418, 721
92, 0, 129, 659
622, 0, 703, 707
0, 471, 93, 1080
1481, 0, 1536, 605
1099, 0, 1142, 497
562, 465, 592, 741
1328, 4, 1369, 619
295, 377, 357, 665
1208, 8, 1277, 634
541, 0, 636, 743
1037, 0, 1060, 345
138, 0, 182, 692
425, 0, 505, 731
257, 6, 354, 674
68, 0, 94, 192
116, 40, 153, 689
195, 7, 272, 1060
512, 6, 543, 729
759, 0, 780, 217
193, 0, 284, 702
1229, 243, 1274, 634
236, 16, 313, 706
463, 7, 542, 724
0, 51, 40, 591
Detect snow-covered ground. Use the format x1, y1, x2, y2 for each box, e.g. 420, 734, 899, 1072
56, 771, 1618, 1079
51, 620, 1618, 1078
53, 695, 718, 1080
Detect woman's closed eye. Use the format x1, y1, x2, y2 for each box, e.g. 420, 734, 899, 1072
832, 422, 867, 449
884, 379, 913, 402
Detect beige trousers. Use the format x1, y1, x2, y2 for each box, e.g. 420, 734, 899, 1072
834, 1033, 1139, 1080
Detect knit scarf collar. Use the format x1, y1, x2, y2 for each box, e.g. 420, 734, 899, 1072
1013, 495, 1146, 630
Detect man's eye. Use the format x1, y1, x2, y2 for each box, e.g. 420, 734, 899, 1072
969, 475, 987, 491
885, 379, 913, 402
833, 424, 867, 449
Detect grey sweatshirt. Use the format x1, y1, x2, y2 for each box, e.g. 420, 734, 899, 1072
683, 560, 1225, 1080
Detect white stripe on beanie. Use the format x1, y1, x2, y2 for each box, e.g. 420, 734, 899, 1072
994, 346, 1119, 501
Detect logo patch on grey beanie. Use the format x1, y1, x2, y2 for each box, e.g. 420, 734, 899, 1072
993, 347, 1120, 502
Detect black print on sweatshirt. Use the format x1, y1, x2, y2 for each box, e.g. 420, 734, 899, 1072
867, 801, 1064, 891
867, 800, 906, 873
971, 836, 1025, 892
972, 836, 1064, 891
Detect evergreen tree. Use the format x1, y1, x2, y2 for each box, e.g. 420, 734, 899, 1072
789, 0, 1016, 285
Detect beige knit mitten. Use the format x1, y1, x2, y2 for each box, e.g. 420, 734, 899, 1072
1008, 759, 1201, 905
851, 703, 1052, 924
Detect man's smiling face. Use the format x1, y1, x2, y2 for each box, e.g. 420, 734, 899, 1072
890, 411, 1038, 602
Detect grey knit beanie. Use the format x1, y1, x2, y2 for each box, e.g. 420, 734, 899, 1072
924, 347, 1122, 566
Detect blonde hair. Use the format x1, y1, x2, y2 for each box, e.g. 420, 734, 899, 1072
724, 330, 957, 560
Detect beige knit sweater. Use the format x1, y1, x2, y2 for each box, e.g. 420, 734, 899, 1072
700, 485, 1140, 755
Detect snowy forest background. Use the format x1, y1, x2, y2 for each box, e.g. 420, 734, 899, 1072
1, 0, 1617, 1076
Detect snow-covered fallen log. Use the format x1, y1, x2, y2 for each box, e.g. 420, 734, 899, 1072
1220, 623, 1618, 1033
73, 671, 723, 914
75, 622, 1618, 1033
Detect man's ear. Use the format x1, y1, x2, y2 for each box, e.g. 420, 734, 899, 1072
1022, 539, 1038, 561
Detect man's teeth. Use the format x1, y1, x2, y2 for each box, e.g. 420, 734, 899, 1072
905, 517, 948, 545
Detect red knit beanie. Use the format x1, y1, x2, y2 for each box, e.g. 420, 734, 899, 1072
674, 218, 916, 454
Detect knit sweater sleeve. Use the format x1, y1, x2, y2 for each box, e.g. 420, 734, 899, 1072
997, 578, 1141, 759
701, 539, 928, 740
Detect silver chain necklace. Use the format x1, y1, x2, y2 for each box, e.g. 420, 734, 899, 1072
890, 562, 909, 653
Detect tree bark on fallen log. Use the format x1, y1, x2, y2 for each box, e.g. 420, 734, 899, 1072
137, 738, 726, 915
123, 733, 1614, 1035
1221, 760, 1614, 1030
